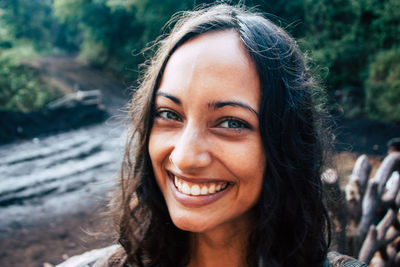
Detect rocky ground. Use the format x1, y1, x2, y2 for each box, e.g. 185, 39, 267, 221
0, 55, 127, 267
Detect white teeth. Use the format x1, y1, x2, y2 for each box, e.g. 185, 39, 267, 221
178, 182, 182, 191
173, 176, 229, 196
191, 185, 200, 195
208, 184, 216, 194
201, 186, 208, 195
182, 183, 190, 194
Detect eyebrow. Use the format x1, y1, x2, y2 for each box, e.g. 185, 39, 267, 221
155, 92, 259, 117
209, 101, 259, 117
155, 92, 181, 105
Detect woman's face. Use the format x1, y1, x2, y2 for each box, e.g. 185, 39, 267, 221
148, 30, 266, 233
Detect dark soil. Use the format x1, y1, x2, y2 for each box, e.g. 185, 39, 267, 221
0, 203, 116, 267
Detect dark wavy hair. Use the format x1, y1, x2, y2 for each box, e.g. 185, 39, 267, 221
112, 4, 331, 267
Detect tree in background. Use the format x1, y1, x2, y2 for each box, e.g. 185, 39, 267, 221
303, 0, 400, 120
366, 48, 400, 122
0, 0, 60, 112
53, 0, 215, 80
0, 0, 57, 50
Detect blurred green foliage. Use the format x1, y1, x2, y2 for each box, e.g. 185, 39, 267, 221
52, 0, 199, 78
0, 0, 60, 112
0, 0, 56, 50
366, 48, 400, 122
0, 0, 399, 121
304, 0, 400, 90
0, 45, 58, 112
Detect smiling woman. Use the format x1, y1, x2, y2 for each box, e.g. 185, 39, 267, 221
149, 30, 265, 237
96, 3, 364, 267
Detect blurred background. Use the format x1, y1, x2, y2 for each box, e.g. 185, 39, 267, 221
0, 0, 399, 266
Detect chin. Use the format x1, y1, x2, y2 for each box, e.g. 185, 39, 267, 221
169, 210, 215, 233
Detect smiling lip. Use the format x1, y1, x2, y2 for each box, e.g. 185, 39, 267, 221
167, 171, 232, 207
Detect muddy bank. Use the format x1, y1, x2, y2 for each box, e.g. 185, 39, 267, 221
0, 104, 108, 145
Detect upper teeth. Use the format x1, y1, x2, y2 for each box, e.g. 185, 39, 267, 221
174, 176, 228, 196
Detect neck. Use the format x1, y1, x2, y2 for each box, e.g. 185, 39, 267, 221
187, 216, 253, 267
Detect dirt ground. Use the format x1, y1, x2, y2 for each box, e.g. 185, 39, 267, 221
0, 55, 123, 267
0, 203, 116, 267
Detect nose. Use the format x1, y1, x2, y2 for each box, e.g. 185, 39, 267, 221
169, 124, 212, 172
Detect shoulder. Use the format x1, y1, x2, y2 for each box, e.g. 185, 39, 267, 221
57, 247, 367, 267
327, 251, 368, 267
56, 245, 121, 267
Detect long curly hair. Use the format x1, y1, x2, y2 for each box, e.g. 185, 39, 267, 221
111, 4, 331, 267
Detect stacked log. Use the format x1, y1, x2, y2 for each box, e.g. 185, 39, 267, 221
324, 152, 400, 266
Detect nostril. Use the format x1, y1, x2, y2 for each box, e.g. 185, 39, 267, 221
170, 131, 212, 171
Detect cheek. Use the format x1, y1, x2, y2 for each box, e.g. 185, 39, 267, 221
222, 139, 266, 203
148, 130, 159, 160
148, 131, 166, 185
217, 139, 266, 179
148, 129, 178, 195
149, 130, 168, 165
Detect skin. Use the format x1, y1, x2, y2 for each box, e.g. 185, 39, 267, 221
148, 30, 266, 266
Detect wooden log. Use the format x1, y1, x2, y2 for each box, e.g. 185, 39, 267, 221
395, 250, 400, 266
350, 155, 372, 198
358, 193, 400, 263
344, 155, 371, 255
384, 225, 400, 245
395, 185, 400, 207
373, 152, 400, 195
358, 152, 400, 247
369, 255, 386, 267
359, 225, 378, 263
345, 180, 362, 224
378, 210, 398, 241
359, 210, 393, 263
371, 243, 400, 267
386, 243, 398, 266
345, 155, 371, 223
359, 181, 379, 242
382, 172, 400, 205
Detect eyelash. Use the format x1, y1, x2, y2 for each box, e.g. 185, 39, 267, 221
154, 109, 251, 130
155, 109, 182, 121
218, 117, 251, 130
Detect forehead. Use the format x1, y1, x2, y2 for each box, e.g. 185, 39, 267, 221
158, 30, 260, 108
171, 30, 250, 67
